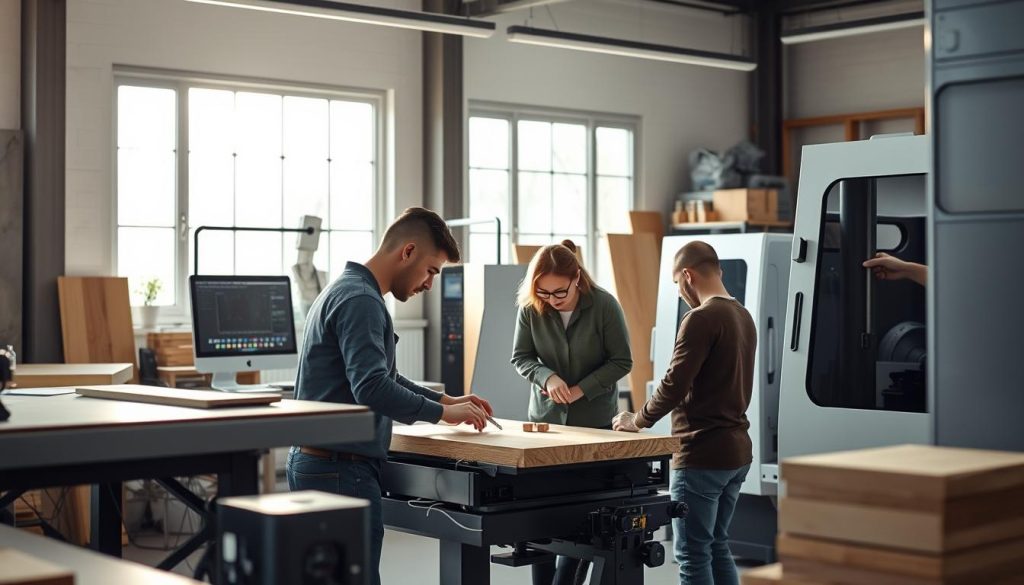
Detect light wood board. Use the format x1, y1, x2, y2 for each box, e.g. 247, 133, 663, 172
0, 548, 74, 585
606, 233, 660, 411
390, 420, 678, 468
0, 394, 366, 436
782, 444, 1024, 501
779, 496, 1024, 554
777, 533, 1024, 584
13, 363, 133, 389
76, 385, 280, 409
57, 276, 137, 382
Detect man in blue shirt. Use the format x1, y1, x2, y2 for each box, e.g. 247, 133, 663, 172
287, 207, 492, 585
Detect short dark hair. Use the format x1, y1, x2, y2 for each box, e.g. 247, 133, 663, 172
673, 240, 720, 275
381, 207, 461, 263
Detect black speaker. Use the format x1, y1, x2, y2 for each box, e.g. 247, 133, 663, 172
217, 491, 370, 585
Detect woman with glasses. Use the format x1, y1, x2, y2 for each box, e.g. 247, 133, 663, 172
511, 240, 633, 585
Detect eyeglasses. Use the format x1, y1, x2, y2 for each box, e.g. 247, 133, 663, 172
535, 276, 579, 300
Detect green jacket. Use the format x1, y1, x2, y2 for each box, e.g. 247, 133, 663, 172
511, 286, 633, 427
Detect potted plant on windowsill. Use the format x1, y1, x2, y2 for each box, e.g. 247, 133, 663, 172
137, 277, 162, 329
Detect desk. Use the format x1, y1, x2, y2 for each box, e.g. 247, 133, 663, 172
0, 523, 200, 584
0, 392, 372, 578
12, 363, 133, 389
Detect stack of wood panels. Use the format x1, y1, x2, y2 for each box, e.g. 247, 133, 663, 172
742, 444, 1024, 585
147, 332, 195, 367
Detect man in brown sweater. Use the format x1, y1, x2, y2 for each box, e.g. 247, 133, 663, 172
613, 240, 756, 585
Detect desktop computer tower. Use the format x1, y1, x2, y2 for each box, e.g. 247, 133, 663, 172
217, 491, 369, 585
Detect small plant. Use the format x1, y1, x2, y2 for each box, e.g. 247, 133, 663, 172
138, 277, 162, 306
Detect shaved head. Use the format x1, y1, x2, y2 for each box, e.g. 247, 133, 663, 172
673, 241, 720, 276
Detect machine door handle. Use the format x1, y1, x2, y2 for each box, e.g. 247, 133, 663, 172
766, 317, 776, 384
789, 293, 804, 351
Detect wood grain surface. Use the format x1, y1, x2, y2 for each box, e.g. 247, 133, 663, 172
75, 385, 280, 408
57, 277, 137, 382
390, 419, 678, 468
777, 533, 1024, 583
782, 445, 1024, 501
13, 363, 133, 389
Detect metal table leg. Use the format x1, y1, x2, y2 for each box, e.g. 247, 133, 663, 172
440, 540, 490, 585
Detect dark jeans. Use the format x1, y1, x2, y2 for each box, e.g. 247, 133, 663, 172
286, 447, 383, 585
670, 465, 751, 585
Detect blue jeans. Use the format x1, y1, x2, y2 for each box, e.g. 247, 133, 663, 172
286, 447, 383, 585
670, 464, 751, 585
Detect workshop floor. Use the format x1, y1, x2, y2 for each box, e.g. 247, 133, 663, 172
125, 527, 761, 584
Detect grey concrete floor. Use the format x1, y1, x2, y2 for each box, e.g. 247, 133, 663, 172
124, 526, 768, 584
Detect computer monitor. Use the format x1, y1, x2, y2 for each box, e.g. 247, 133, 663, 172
189, 275, 298, 392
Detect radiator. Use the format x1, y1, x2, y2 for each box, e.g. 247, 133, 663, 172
394, 322, 425, 381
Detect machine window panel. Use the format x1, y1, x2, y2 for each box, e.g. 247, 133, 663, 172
806, 178, 928, 413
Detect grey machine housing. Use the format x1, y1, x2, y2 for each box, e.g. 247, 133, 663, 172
779, 134, 930, 461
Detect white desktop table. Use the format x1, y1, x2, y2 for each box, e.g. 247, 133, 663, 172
0, 391, 373, 578
0, 523, 202, 584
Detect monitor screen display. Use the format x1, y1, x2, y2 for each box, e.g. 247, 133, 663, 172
443, 271, 463, 300
190, 276, 297, 359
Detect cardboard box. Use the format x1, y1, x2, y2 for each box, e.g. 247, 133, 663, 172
712, 189, 779, 222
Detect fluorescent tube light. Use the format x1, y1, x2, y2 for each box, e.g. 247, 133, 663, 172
186, 0, 497, 38
506, 26, 756, 72
781, 12, 925, 45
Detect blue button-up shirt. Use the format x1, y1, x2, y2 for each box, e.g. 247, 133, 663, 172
295, 262, 444, 462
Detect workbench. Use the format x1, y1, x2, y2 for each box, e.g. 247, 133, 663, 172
383, 420, 683, 585
0, 391, 373, 580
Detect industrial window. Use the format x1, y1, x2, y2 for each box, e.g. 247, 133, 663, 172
467, 106, 637, 290
114, 75, 382, 319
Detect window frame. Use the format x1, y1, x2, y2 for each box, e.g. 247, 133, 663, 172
113, 69, 387, 323
466, 102, 640, 276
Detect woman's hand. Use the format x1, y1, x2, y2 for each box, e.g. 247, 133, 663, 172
543, 374, 572, 404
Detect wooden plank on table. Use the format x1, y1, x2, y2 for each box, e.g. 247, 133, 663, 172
76, 385, 280, 409
777, 533, 1024, 584
0, 548, 74, 585
390, 420, 678, 468
57, 276, 137, 382
606, 233, 660, 412
782, 445, 1024, 501
12, 363, 133, 389
779, 496, 1024, 554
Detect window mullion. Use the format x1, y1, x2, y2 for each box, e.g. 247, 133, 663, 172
177, 81, 190, 311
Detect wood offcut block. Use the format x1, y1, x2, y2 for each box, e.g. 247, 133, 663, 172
777, 533, 1024, 585
522, 423, 535, 432
0, 548, 74, 585
536, 423, 549, 432
780, 445, 1024, 553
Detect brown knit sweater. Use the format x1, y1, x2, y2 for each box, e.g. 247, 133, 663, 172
636, 297, 756, 470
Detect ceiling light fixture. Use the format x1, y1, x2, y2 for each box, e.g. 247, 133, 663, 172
186, 0, 496, 38
506, 26, 756, 72
780, 11, 925, 45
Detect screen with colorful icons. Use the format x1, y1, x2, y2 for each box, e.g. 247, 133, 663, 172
190, 276, 297, 358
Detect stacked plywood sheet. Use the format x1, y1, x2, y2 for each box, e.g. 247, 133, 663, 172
147, 331, 196, 367
741, 444, 1024, 585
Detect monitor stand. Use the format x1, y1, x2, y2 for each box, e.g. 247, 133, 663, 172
209, 371, 273, 393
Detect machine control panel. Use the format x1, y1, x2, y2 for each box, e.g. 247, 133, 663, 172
440, 266, 464, 396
